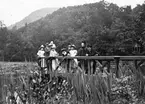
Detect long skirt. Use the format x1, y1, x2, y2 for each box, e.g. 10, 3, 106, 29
52, 59, 59, 71
40, 58, 47, 68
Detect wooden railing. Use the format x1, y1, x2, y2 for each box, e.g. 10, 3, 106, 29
44, 56, 145, 61
39, 56, 145, 76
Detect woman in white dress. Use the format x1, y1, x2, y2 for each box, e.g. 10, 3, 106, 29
49, 44, 59, 71
68, 44, 78, 72
37, 45, 46, 68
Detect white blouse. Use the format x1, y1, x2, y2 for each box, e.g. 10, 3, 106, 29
49, 50, 58, 57
69, 50, 77, 57
37, 50, 45, 57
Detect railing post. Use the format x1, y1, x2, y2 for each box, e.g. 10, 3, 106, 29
48, 57, 52, 80
67, 59, 71, 73
107, 61, 111, 73
114, 56, 120, 78
92, 59, 96, 74
87, 60, 91, 75
82, 60, 85, 74
45, 58, 49, 71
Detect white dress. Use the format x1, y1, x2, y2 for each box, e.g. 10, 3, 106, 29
69, 50, 77, 57
37, 50, 46, 68
49, 49, 59, 71
69, 49, 78, 65
37, 50, 45, 57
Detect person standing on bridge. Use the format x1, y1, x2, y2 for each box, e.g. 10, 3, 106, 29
37, 45, 46, 68
44, 42, 51, 56
87, 45, 96, 74
68, 44, 77, 57
61, 48, 68, 56
49, 43, 59, 71
37, 45, 45, 57
67, 44, 78, 72
77, 41, 89, 74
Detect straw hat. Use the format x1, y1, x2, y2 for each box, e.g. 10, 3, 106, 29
70, 44, 76, 48
51, 44, 56, 49
49, 41, 54, 46
40, 45, 44, 48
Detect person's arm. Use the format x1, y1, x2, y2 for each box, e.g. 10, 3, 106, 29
74, 50, 77, 56
37, 51, 40, 57
54, 51, 59, 56
85, 48, 89, 56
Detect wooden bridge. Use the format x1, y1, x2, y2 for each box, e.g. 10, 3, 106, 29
41, 56, 145, 77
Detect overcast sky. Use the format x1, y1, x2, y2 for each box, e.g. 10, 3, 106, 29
0, 0, 144, 26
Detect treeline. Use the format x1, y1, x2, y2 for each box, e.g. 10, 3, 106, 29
1, 0, 145, 61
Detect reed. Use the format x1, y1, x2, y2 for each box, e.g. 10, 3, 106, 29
1, 61, 145, 104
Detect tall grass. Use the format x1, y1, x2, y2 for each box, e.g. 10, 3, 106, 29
1, 61, 145, 104
56, 66, 112, 104
0, 61, 113, 104
128, 61, 145, 96
0, 62, 37, 104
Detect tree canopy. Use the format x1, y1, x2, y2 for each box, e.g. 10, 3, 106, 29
1, 1, 145, 61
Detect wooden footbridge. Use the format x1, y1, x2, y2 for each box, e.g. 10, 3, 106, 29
42, 56, 145, 75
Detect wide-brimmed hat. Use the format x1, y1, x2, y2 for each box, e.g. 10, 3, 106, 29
51, 44, 56, 49
49, 41, 54, 46
70, 44, 76, 48
40, 45, 44, 48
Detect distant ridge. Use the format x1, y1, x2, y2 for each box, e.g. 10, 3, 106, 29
9, 8, 58, 29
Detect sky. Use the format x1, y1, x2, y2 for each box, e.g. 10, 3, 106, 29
0, 0, 144, 26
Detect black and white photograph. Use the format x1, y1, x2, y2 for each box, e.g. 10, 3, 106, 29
0, 0, 145, 103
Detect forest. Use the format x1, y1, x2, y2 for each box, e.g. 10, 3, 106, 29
0, 0, 145, 61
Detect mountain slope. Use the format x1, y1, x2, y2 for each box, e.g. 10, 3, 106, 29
9, 8, 58, 29
15, 1, 139, 57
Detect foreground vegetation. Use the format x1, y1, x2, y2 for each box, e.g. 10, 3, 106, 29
0, 61, 145, 104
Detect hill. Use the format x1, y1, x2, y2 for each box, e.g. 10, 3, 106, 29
9, 8, 58, 29
1, 1, 145, 61
16, 1, 136, 51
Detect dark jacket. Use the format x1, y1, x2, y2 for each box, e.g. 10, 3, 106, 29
88, 49, 96, 56
77, 47, 89, 56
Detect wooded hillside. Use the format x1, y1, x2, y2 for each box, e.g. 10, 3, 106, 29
1, 0, 145, 61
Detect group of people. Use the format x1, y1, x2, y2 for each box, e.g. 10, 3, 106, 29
37, 41, 99, 73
